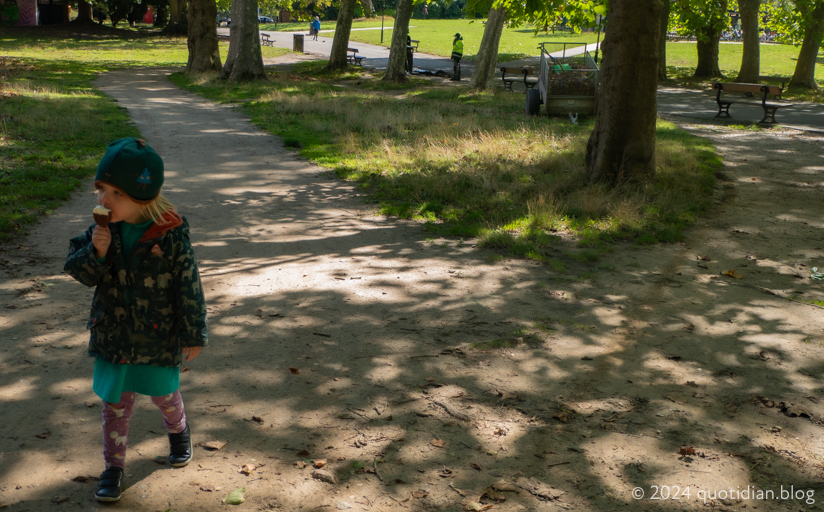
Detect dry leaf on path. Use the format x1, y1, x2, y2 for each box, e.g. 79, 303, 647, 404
312, 459, 327, 468
430, 438, 445, 448
251, 415, 264, 424
202, 440, 227, 451
240, 464, 256, 475
288, 367, 300, 374
412, 490, 429, 498
698, 255, 711, 261
35, 431, 51, 439
679, 446, 696, 456
552, 412, 568, 423
311, 469, 337, 484
723, 270, 743, 279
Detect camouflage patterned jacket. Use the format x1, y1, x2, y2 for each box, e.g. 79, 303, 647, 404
64, 212, 208, 367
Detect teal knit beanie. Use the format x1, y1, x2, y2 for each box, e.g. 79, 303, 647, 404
95, 138, 164, 204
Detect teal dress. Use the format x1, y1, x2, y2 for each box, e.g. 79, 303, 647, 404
93, 219, 181, 404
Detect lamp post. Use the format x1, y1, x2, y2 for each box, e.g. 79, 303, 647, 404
380, 7, 384, 43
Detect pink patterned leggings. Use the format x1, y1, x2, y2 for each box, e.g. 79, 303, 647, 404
102, 390, 187, 469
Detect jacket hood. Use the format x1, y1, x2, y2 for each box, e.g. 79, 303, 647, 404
138, 211, 185, 243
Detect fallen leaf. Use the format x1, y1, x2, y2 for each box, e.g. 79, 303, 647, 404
483, 486, 507, 501
352, 460, 365, 470
311, 469, 337, 484
200, 484, 215, 492
470, 463, 482, 471
698, 255, 711, 261
295, 461, 307, 469
430, 438, 445, 448
240, 464, 256, 475
685, 381, 699, 387
251, 415, 264, 424
312, 459, 327, 468
723, 269, 743, 279
679, 446, 696, 456
288, 367, 300, 374
492, 480, 520, 492
493, 427, 507, 436
412, 489, 429, 498
203, 440, 227, 451
35, 431, 51, 439
83, 401, 96, 408
255, 309, 263, 317
551, 412, 568, 423
223, 487, 246, 505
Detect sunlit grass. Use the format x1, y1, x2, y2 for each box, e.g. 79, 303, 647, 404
173, 68, 720, 262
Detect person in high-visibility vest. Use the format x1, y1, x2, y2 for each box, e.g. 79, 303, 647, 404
451, 33, 463, 81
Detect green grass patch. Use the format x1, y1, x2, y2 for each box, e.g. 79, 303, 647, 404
171, 64, 721, 262
663, 41, 824, 101
0, 26, 290, 240
340, 19, 600, 61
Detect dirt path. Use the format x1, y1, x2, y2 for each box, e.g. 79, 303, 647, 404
2, 67, 824, 512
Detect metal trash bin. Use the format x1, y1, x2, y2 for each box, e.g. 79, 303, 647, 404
293, 33, 304, 53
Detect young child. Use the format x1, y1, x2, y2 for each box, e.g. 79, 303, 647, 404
64, 137, 208, 503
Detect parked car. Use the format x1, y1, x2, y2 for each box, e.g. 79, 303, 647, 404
258, 16, 273, 23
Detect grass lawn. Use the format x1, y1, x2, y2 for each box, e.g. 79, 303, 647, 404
4, 25, 721, 263
665, 41, 824, 101
0, 25, 286, 240
172, 62, 719, 261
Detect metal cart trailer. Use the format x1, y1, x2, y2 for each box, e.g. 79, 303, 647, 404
526, 42, 600, 123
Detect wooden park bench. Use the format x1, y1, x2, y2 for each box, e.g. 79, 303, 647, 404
712, 82, 793, 124
260, 33, 274, 47
347, 48, 364, 66
758, 75, 788, 97
500, 67, 537, 92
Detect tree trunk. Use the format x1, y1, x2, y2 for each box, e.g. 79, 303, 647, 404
694, 26, 722, 77
360, 0, 374, 17
658, 0, 670, 80
586, 0, 661, 185
219, 0, 266, 81
327, 0, 357, 70
74, 0, 94, 22
162, 0, 187, 35
187, 0, 221, 74
470, 5, 507, 90
382, 0, 414, 83
789, 1, 824, 90
154, 1, 168, 27
734, 0, 760, 82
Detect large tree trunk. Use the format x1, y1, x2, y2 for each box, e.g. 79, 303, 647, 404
658, 0, 670, 81
162, 0, 187, 35
694, 27, 722, 77
789, 1, 824, 90
586, 0, 661, 185
219, 0, 266, 81
186, 0, 221, 74
327, 0, 357, 70
74, 0, 94, 22
470, 5, 507, 90
734, 0, 760, 82
382, 0, 414, 83
360, 0, 374, 17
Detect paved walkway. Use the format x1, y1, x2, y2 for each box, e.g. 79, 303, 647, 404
231, 28, 824, 133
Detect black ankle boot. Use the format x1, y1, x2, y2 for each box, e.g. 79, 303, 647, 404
168, 424, 192, 467
95, 467, 124, 502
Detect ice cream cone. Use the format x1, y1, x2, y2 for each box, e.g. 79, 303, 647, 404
93, 205, 112, 227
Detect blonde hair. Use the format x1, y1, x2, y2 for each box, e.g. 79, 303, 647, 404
138, 193, 177, 225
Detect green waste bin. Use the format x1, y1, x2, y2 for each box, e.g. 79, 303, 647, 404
293, 33, 304, 53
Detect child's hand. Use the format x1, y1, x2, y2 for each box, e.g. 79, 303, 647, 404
182, 346, 202, 362
92, 225, 111, 260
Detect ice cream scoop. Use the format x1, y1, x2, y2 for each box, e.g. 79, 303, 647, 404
93, 205, 112, 227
